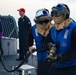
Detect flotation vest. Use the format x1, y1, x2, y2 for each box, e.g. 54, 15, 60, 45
51, 22, 76, 68
32, 25, 47, 61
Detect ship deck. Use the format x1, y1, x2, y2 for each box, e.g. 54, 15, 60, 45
0, 55, 28, 75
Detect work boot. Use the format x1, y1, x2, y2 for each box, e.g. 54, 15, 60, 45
16, 58, 24, 61
16, 55, 24, 60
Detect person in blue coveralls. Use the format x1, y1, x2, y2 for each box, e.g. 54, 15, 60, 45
28, 8, 53, 75
47, 3, 76, 75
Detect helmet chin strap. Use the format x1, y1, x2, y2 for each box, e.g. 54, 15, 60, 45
37, 21, 53, 37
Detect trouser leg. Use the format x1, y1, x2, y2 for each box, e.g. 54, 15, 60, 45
47, 65, 76, 75
0, 38, 3, 55
19, 36, 29, 59
37, 60, 51, 75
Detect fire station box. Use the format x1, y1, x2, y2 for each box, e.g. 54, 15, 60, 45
2, 37, 17, 56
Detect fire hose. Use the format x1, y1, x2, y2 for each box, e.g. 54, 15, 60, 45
0, 42, 55, 73
0, 48, 46, 72
0, 49, 36, 72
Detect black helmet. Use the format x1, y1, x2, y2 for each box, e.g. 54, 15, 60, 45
51, 3, 70, 19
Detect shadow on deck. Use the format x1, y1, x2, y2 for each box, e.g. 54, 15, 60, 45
0, 55, 26, 75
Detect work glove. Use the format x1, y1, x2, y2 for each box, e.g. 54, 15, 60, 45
29, 46, 35, 53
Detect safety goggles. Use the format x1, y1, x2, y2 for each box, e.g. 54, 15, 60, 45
51, 10, 62, 17
35, 18, 51, 24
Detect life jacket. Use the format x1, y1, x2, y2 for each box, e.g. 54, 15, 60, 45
32, 24, 48, 62
51, 22, 76, 68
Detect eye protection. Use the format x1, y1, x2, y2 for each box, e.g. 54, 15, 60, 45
51, 10, 62, 17
35, 19, 50, 24
38, 19, 50, 24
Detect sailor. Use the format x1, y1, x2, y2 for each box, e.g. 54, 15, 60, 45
28, 8, 53, 75
47, 3, 76, 75
17, 8, 32, 61
0, 19, 3, 61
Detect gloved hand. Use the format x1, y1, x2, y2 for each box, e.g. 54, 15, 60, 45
56, 54, 63, 62
29, 46, 35, 53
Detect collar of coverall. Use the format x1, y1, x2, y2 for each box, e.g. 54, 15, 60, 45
37, 16, 54, 37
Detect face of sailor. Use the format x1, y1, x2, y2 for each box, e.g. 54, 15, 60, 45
52, 8, 64, 24
19, 11, 25, 17
53, 15, 64, 24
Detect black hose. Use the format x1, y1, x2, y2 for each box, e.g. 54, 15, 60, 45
0, 52, 31, 72
0, 48, 47, 73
